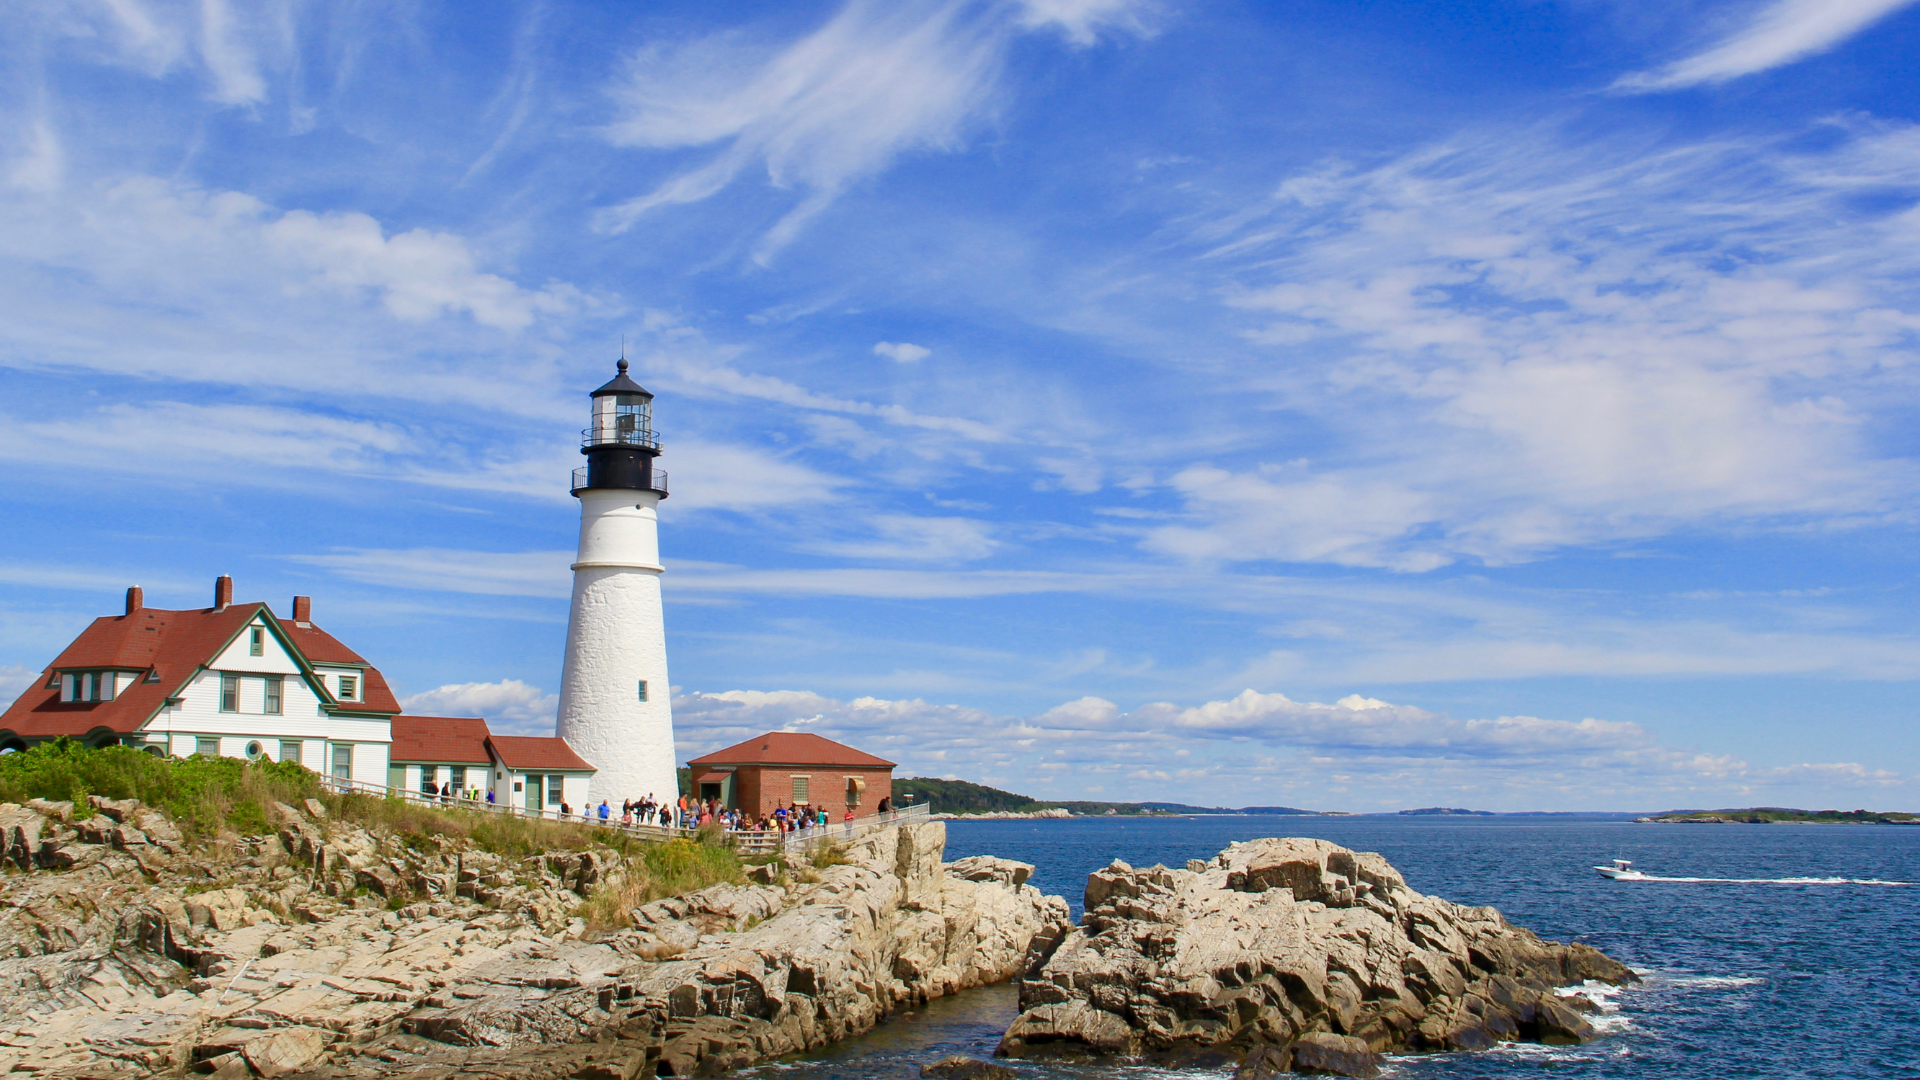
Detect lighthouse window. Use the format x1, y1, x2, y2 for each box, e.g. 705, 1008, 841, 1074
637, 679, 649, 702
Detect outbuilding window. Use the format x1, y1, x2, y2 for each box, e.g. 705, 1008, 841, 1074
791, 775, 810, 803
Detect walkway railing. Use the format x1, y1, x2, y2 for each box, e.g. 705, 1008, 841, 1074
314, 774, 928, 857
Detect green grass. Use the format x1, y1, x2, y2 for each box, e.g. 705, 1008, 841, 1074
0, 743, 754, 878
0, 738, 320, 836
575, 837, 743, 930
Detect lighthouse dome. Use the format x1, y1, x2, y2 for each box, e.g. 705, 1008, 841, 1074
591, 358, 653, 399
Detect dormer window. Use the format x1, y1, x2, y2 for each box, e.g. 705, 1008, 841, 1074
338, 674, 359, 701
59, 672, 117, 703
249, 627, 264, 656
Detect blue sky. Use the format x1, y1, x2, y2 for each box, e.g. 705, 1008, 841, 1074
3, 0, 1918, 811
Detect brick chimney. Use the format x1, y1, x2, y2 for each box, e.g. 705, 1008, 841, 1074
214, 575, 233, 611
125, 586, 143, 615
292, 595, 312, 623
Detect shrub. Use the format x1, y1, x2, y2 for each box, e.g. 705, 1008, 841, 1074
0, 740, 320, 837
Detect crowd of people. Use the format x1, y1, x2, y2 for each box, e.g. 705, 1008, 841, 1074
409, 779, 901, 842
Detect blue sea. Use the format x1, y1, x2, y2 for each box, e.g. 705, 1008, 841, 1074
743, 815, 1920, 1080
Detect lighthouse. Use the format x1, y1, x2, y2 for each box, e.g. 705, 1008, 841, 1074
555, 359, 679, 807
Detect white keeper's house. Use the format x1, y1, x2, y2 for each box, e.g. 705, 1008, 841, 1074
0, 576, 593, 811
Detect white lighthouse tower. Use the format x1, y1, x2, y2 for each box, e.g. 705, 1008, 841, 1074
555, 360, 679, 807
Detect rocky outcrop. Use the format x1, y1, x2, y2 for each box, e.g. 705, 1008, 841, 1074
1000, 837, 1634, 1072
0, 798, 1068, 1080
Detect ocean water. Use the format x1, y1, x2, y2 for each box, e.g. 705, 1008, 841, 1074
743, 816, 1920, 1080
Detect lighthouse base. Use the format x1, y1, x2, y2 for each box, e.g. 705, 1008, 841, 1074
554, 565, 679, 810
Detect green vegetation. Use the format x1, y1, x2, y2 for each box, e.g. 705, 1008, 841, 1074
0, 741, 753, 865
891, 776, 1317, 817
575, 837, 743, 929
0, 738, 320, 836
893, 776, 1048, 815
1645, 807, 1920, 824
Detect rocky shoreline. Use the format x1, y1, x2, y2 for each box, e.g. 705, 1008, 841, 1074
999, 838, 1635, 1076
0, 797, 1633, 1080
0, 797, 1065, 1080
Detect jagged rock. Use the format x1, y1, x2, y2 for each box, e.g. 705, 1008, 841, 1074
1289, 1032, 1381, 1077
303, 799, 327, 818
26, 798, 74, 822
185, 888, 251, 932
0, 800, 1068, 1080
921, 1055, 1017, 1080
240, 1026, 333, 1077
87, 796, 142, 823
947, 856, 1033, 887
1000, 837, 1634, 1068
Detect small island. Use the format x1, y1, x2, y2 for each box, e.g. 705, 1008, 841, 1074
893, 776, 1318, 818
1638, 806, 1919, 824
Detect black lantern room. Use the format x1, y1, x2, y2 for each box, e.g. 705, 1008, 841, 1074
574, 359, 667, 497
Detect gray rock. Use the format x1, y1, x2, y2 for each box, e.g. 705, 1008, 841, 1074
1000, 837, 1634, 1066
921, 1055, 1017, 1080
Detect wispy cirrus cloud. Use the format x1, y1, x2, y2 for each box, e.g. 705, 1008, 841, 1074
596, 0, 1153, 256
1159, 119, 1920, 571
1615, 0, 1920, 92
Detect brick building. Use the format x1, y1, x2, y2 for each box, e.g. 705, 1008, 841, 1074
685, 732, 894, 819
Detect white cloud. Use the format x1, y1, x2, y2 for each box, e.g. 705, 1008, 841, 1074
35, 0, 282, 106
1011, 0, 1158, 45
650, 350, 1011, 442
873, 340, 931, 362
292, 549, 573, 599
399, 679, 559, 736
804, 514, 998, 561
1616, 0, 1920, 92
0, 664, 40, 702
1173, 121, 1920, 570
671, 684, 1911, 809
596, 0, 1152, 255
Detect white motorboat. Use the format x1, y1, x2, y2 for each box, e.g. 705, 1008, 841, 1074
1595, 859, 1648, 880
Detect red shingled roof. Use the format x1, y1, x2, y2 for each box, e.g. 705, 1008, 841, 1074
282, 621, 401, 714
487, 735, 595, 772
391, 716, 492, 764
0, 600, 398, 739
686, 731, 896, 768
1, 604, 265, 737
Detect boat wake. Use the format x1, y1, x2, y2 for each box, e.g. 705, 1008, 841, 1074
1613, 873, 1910, 886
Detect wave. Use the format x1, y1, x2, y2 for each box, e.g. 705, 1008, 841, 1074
1615, 873, 1910, 885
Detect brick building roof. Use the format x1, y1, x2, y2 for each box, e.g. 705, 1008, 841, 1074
390, 716, 493, 764
686, 731, 896, 768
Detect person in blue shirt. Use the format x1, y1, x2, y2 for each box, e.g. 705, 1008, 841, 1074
598, 800, 610, 821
